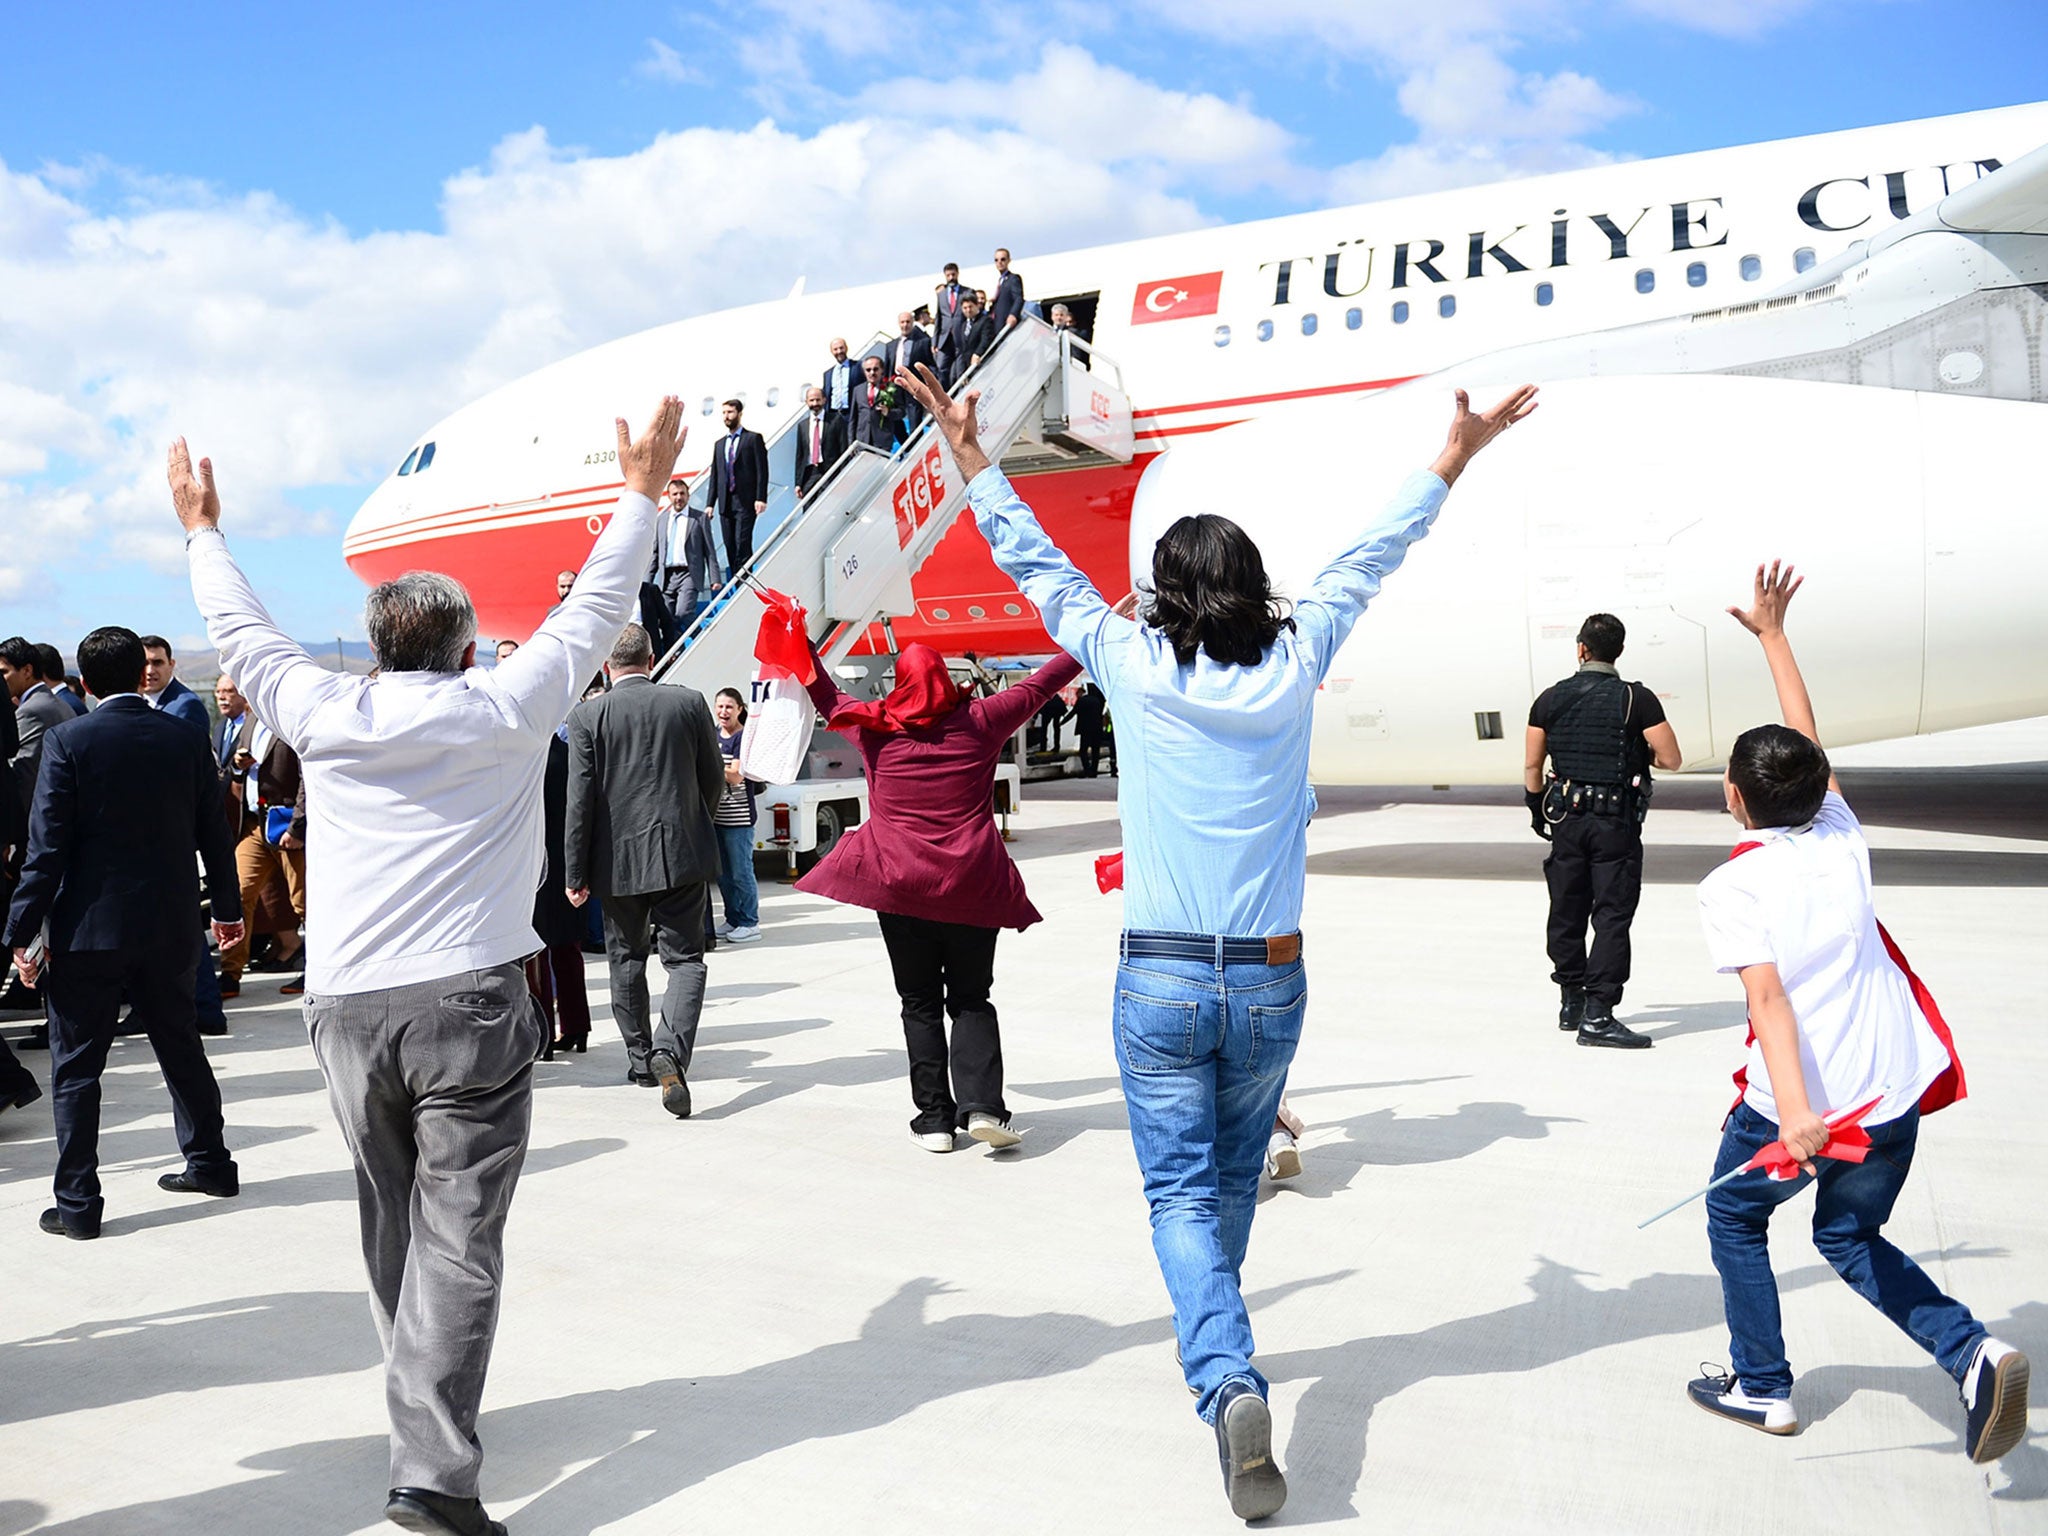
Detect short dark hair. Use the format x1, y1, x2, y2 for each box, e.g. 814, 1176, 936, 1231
610, 623, 655, 670
944, 262, 959, 273
139, 634, 173, 659
79, 627, 147, 697
722, 398, 744, 414
32, 643, 64, 681
716, 685, 748, 724
1728, 724, 1832, 828
0, 636, 36, 671
1145, 514, 1293, 666
1577, 613, 1625, 663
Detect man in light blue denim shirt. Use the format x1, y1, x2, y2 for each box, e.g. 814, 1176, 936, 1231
903, 365, 1537, 1521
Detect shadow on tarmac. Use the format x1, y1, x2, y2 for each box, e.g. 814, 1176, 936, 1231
1307, 842, 2048, 886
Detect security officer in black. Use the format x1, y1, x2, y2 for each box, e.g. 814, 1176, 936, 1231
1524, 613, 1682, 1048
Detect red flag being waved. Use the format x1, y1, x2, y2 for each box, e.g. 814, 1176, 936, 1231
1130, 271, 1223, 325
1638, 1094, 1884, 1229
1095, 851, 1125, 892
752, 587, 815, 685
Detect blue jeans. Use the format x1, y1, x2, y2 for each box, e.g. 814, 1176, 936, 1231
1707, 1101, 1986, 1398
1114, 954, 1305, 1423
715, 824, 759, 929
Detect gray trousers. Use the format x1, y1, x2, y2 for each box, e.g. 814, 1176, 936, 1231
307, 960, 543, 1497
661, 514, 720, 625
600, 883, 709, 1076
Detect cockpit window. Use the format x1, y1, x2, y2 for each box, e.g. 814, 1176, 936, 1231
416, 442, 437, 471
397, 448, 419, 476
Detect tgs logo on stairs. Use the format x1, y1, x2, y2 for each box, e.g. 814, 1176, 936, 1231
891, 444, 947, 549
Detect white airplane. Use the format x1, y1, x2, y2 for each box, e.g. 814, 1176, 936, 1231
344, 100, 2048, 783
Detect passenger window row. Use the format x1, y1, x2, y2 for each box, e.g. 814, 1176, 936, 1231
1210, 249, 1823, 345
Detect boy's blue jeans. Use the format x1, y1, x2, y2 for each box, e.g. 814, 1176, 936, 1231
1114, 954, 1305, 1424
1706, 1101, 1987, 1399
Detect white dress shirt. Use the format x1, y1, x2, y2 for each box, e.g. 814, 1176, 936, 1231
187, 491, 657, 994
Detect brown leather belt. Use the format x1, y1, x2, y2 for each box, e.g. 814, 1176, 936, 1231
1121, 931, 1303, 966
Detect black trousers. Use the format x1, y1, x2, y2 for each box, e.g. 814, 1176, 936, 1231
0, 1029, 34, 1100
46, 947, 234, 1222
1079, 731, 1116, 777
720, 507, 756, 578
877, 912, 1005, 1132
1543, 811, 1644, 1008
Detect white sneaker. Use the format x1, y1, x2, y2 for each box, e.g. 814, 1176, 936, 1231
912, 1129, 956, 1153
1265, 1129, 1302, 1180
725, 925, 762, 943
714, 922, 734, 939
968, 1112, 1021, 1149
1687, 1368, 1798, 1435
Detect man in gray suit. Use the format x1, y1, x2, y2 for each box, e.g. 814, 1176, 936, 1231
564, 622, 724, 1119
3, 637, 73, 815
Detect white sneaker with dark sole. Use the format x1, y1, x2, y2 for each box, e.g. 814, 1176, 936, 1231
1687, 1367, 1798, 1435
1962, 1338, 2030, 1464
912, 1129, 956, 1153
967, 1112, 1021, 1149
725, 925, 763, 943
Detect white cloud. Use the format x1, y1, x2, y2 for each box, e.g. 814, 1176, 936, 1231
635, 38, 701, 85
858, 43, 1298, 191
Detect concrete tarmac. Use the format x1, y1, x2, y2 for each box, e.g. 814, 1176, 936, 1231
1, 739, 2043, 1534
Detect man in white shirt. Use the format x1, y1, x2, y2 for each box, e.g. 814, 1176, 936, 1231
169, 397, 687, 1536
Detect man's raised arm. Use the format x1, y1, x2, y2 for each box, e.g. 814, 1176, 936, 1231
171, 440, 347, 749
497, 398, 687, 731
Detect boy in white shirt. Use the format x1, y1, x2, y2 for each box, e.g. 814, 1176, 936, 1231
1690, 561, 2026, 1464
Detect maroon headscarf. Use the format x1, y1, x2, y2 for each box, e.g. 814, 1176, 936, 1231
827, 643, 965, 734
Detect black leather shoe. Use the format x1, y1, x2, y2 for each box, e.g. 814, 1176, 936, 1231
1578, 1007, 1653, 1049
40, 1206, 99, 1240
218, 975, 242, 999
651, 1051, 691, 1119
198, 1019, 227, 1038
1558, 985, 1587, 1033
1213, 1380, 1287, 1521
3, 1077, 41, 1112
627, 1070, 659, 1087
383, 1487, 506, 1536
279, 974, 305, 996
159, 1168, 240, 1198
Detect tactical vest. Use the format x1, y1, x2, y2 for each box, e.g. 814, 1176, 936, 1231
1545, 671, 1633, 788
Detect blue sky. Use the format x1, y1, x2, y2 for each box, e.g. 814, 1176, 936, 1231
2, 1, 2043, 653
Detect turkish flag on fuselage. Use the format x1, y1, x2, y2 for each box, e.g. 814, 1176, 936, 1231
1130, 271, 1224, 325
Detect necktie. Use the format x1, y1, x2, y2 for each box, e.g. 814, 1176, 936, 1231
868, 385, 876, 406
811, 416, 822, 463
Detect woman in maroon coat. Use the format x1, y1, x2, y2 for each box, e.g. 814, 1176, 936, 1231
800, 641, 1081, 1152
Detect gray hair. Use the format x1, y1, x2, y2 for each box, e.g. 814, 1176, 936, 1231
609, 622, 655, 670
364, 571, 477, 673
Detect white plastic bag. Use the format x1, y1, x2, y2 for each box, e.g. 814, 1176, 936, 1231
738, 673, 815, 784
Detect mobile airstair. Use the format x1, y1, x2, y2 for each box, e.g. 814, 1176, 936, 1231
650, 314, 1133, 869
652, 314, 1132, 695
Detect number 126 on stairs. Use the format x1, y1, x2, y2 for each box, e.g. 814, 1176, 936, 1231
891, 445, 947, 549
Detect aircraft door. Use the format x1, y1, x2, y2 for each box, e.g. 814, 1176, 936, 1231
1526, 504, 1715, 771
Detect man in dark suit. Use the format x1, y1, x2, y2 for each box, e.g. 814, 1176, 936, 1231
4, 626, 244, 1239
951, 294, 997, 385
886, 312, 938, 441
821, 338, 861, 449
933, 262, 970, 381
0, 684, 37, 1107
139, 636, 212, 736
565, 623, 724, 1117
707, 399, 770, 580
853, 354, 901, 452
657, 477, 721, 623
991, 247, 1026, 337
795, 386, 847, 497
34, 646, 86, 716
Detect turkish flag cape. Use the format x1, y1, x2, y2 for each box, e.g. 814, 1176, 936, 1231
1724, 838, 1964, 1117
